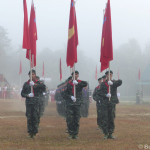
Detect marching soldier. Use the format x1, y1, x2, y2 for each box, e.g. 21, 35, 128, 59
21, 70, 46, 138
36, 77, 46, 125
93, 77, 103, 129
63, 71, 87, 139
97, 70, 122, 139
80, 84, 90, 117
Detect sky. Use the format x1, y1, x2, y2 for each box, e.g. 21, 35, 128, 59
0, 0, 150, 60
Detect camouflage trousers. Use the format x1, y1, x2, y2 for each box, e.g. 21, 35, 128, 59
26, 103, 39, 135
80, 102, 89, 117
39, 99, 45, 117
66, 105, 81, 136
100, 102, 116, 135
96, 101, 102, 128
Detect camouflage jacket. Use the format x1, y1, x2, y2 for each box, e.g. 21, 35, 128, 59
110, 79, 122, 104
62, 80, 87, 106
97, 79, 122, 104
21, 80, 46, 104
92, 85, 101, 102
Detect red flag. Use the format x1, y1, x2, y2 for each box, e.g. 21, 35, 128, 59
100, 0, 113, 72
22, 0, 30, 50
42, 62, 44, 77
19, 60, 22, 75
138, 68, 141, 80
26, 2, 37, 67
60, 58, 62, 81
95, 65, 97, 80
66, 0, 78, 68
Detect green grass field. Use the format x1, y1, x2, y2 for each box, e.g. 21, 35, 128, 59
0, 99, 150, 150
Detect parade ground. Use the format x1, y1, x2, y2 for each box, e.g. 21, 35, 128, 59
0, 99, 150, 150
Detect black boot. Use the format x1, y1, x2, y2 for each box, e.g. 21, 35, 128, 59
108, 133, 115, 139
103, 134, 108, 139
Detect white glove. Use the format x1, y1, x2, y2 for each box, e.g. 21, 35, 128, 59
50, 90, 55, 95
28, 93, 34, 97
117, 93, 120, 97
73, 80, 78, 85
106, 93, 111, 98
71, 96, 76, 102
43, 92, 46, 96
108, 80, 113, 86
29, 81, 35, 86
57, 101, 62, 104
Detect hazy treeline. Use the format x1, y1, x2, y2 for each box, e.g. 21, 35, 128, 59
0, 26, 150, 97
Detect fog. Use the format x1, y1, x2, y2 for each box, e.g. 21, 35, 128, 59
0, 0, 150, 99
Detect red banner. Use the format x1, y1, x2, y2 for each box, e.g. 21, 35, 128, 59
66, 0, 78, 68
100, 0, 113, 72
26, 2, 37, 67
22, 0, 30, 50
19, 60, 22, 75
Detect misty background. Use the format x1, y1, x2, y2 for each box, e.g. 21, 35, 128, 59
0, 0, 150, 99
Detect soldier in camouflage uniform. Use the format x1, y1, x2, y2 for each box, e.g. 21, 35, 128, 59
80, 85, 90, 117
55, 84, 65, 117
36, 76, 46, 126
93, 77, 103, 129
44, 87, 50, 106
63, 71, 87, 139
97, 70, 122, 139
21, 70, 46, 138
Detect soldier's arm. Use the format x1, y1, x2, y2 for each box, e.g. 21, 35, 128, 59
92, 88, 97, 101
64, 83, 73, 100
113, 79, 122, 87
21, 82, 29, 98
33, 82, 46, 92
97, 83, 108, 98
78, 81, 87, 88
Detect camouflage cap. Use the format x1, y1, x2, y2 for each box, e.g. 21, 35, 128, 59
105, 70, 113, 75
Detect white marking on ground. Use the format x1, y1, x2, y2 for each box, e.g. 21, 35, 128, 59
0, 116, 24, 119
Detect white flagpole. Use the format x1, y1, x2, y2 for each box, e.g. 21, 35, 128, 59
29, 50, 33, 93
73, 64, 76, 98
109, 62, 111, 101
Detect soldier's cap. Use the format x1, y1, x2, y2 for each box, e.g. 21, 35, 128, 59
68, 76, 72, 81
105, 70, 113, 75
57, 81, 66, 87
102, 75, 106, 79
28, 69, 36, 75
98, 77, 102, 81
65, 76, 72, 82
71, 70, 79, 76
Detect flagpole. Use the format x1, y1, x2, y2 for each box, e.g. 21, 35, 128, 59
29, 50, 33, 93
73, 64, 76, 98
109, 62, 111, 101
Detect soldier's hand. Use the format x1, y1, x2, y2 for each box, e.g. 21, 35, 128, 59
108, 80, 113, 85
106, 93, 111, 98
73, 80, 78, 85
71, 96, 76, 102
29, 81, 35, 86
28, 93, 34, 97
43, 92, 46, 96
